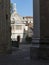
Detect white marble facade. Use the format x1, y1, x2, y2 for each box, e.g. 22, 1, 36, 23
11, 3, 33, 42
11, 4, 25, 42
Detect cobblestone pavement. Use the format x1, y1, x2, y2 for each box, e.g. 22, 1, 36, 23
0, 44, 49, 65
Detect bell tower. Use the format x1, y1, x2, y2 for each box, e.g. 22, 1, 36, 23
13, 3, 17, 13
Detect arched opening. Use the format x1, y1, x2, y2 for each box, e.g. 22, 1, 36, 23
10, 0, 34, 62
10, 0, 33, 44
17, 35, 20, 42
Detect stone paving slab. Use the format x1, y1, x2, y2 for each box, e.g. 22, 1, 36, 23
0, 44, 49, 65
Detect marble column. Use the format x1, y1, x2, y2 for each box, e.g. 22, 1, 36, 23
33, 0, 49, 59
32, 0, 40, 44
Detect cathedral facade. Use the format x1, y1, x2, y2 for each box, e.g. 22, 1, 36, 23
11, 4, 25, 42
11, 3, 33, 43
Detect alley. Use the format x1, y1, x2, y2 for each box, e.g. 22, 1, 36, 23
0, 44, 49, 65
0, 44, 31, 65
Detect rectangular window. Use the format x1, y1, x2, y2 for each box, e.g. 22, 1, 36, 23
16, 25, 22, 30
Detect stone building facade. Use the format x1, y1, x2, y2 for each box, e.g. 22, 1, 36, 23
31, 0, 49, 59
11, 4, 33, 42
23, 16, 33, 37
40, 0, 49, 43
11, 4, 25, 42
0, 0, 11, 53
23, 16, 33, 28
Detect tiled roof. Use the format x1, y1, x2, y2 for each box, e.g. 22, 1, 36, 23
23, 16, 33, 18
11, 12, 24, 24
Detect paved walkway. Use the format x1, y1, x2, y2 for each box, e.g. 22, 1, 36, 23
0, 44, 49, 65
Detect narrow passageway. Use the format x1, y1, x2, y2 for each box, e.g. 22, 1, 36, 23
12, 44, 31, 58
0, 44, 49, 65
12, 44, 31, 62
0, 44, 31, 65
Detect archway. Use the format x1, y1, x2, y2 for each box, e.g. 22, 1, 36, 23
10, 0, 49, 59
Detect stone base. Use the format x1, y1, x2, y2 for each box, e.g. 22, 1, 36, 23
30, 46, 39, 59
30, 42, 49, 60
32, 38, 40, 44
39, 42, 49, 60
39, 48, 49, 59
0, 44, 12, 54
0, 48, 12, 54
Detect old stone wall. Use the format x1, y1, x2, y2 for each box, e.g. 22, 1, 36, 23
0, 0, 11, 53
39, 0, 49, 59
40, 0, 49, 43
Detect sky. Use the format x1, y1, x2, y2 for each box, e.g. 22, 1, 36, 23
11, 0, 33, 16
